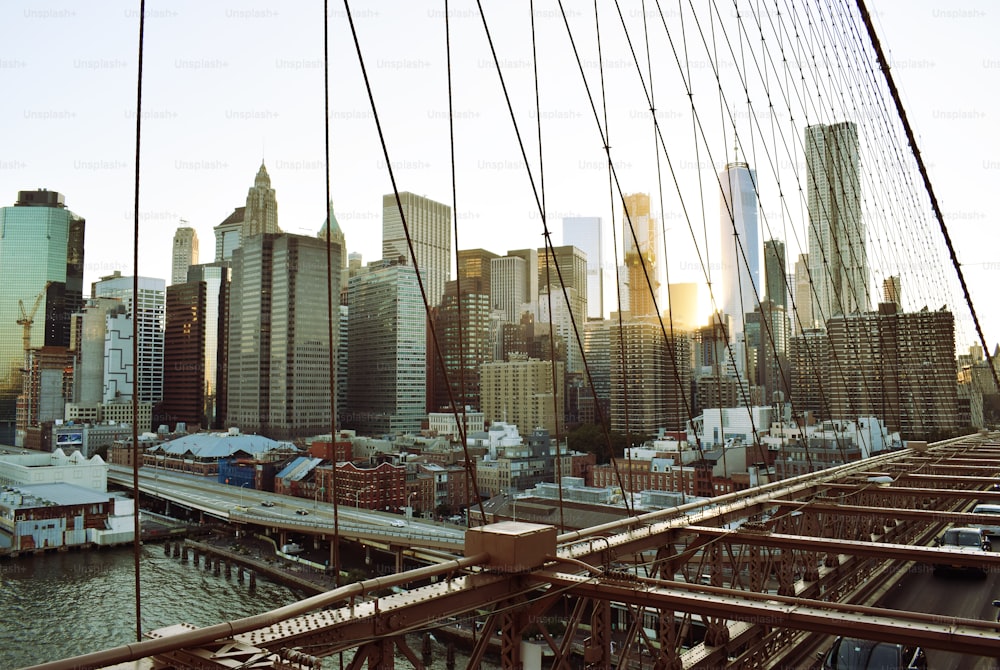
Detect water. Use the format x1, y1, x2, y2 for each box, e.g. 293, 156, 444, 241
0, 544, 501, 670
0, 544, 310, 669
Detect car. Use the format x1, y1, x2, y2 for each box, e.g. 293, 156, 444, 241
390, 519, 406, 527
932, 526, 991, 577
294, 508, 309, 516
971, 503, 1000, 537
231, 505, 248, 512
260, 500, 275, 507
820, 636, 926, 669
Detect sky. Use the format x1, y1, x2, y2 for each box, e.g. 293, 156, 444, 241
0, 0, 997, 353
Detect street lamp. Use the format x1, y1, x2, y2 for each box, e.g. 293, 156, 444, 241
314, 486, 325, 509
240, 482, 249, 506
355, 485, 374, 509
406, 491, 417, 519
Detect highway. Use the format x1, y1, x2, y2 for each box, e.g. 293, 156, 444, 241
879, 563, 1000, 670
107, 465, 466, 551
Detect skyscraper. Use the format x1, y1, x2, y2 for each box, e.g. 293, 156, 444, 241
825, 305, 958, 439
763, 239, 787, 310
70, 297, 121, 406
610, 318, 691, 433
212, 163, 281, 263
162, 262, 229, 430
622, 193, 658, 318
538, 245, 587, 373
805, 122, 868, 323
428, 249, 499, 413
793, 253, 813, 334
227, 233, 341, 439
719, 162, 760, 339
480, 355, 564, 437
92, 273, 166, 405
382, 192, 451, 307
491, 251, 536, 324
171, 225, 199, 286
346, 258, 426, 435
0, 189, 85, 442
428, 277, 492, 414
163, 281, 206, 429
562, 216, 604, 319
243, 162, 280, 239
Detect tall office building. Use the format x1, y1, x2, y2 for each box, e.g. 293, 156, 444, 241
583, 318, 612, 410
346, 259, 426, 435
763, 239, 787, 310
427, 249, 498, 412
212, 163, 281, 263
792, 253, 813, 334
480, 355, 565, 437
243, 161, 280, 239
719, 162, 760, 339
427, 277, 492, 414
805, 122, 868, 323
457, 248, 498, 286
337, 304, 349, 428
382, 192, 451, 307
227, 233, 341, 439
171, 225, 199, 286
92, 272, 165, 405
162, 263, 229, 430
16, 345, 75, 449
538, 245, 587, 373
162, 282, 206, 429
70, 297, 121, 406
789, 328, 829, 421
745, 300, 790, 404
0, 189, 85, 442
491, 252, 536, 324
622, 193, 658, 318
562, 217, 605, 319
825, 305, 957, 439
610, 318, 691, 434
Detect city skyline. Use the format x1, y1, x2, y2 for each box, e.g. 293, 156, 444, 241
0, 1, 996, 352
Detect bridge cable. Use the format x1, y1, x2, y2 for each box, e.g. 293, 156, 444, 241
321, 0, 342, 589
128, 0, 146, 644
529, 0, 567, 532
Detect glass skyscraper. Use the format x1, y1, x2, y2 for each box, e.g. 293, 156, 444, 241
382, 192, 451, 307
562, 216, 604, 319
805, 121, 868, 323
346, 259, 426, 435
0, 189, 85, 443
719, 162, 760, 339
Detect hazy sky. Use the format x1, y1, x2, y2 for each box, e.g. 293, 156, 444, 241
0, 0, 996, 351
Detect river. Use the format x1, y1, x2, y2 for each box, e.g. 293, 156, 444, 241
0, 544, 500, 669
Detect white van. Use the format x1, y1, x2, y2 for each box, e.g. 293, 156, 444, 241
971, 503, 1000, 537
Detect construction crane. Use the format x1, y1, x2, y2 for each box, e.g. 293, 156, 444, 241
17, 282, 51, 354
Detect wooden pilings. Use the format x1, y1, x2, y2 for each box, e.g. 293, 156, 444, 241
165, 542, 256, 594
